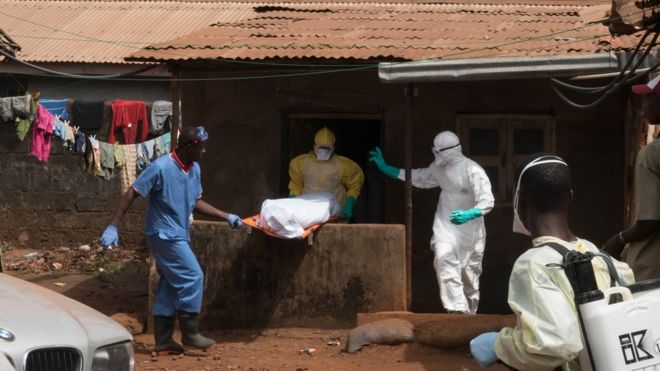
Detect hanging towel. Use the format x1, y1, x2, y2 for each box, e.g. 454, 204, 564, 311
109, 99, 149, 144
40, 98, 69, 120
71, 100, 104, 131
30, 104, 55, 162
150, 100, 172, 134
0, 98, 11, 122
11, 94, 34, 120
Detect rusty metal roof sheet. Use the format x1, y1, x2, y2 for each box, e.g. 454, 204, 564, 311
0, 1, 254, 63
0, 26, 20, 59
129, 2, 647, 62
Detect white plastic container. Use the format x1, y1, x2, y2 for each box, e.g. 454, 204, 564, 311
577, 286, 660, 371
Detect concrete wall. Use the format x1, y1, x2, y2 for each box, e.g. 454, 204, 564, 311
177, 67, 626, 314
190, 222, 406, 329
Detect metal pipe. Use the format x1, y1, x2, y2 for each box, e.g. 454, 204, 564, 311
404, 82, 415, 310
170, 64, 181, 151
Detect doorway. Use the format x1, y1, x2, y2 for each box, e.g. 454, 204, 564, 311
285, 115, 384, 223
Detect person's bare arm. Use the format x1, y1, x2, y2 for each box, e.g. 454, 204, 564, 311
109, 188, 140, 226
195, 199, 231, 220
602, 220, 660, 257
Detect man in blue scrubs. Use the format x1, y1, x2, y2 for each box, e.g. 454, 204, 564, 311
99, 126, 243, 353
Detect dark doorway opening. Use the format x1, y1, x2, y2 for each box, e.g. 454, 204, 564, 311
285, 115, 384, 223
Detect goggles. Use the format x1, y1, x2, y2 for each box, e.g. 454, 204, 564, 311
431, 143, 460, 155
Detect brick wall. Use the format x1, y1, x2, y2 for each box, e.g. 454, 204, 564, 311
0, 123, 146, 248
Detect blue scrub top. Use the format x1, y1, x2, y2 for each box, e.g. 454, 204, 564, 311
132, 152, 202, 240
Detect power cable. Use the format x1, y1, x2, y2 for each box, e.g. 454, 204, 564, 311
0, 48, 157, 79
551, 30, 657, 94
551, 31, 660, 109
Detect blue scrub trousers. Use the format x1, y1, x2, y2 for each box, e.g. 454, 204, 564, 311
147, 234, 204, 316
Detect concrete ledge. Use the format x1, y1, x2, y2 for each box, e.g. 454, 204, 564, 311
190, 221, 407, 329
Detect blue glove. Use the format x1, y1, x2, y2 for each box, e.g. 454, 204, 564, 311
450, 208, 483, 225
341, 196, 357, 221
99, 224, 119, 250
227, 214, 244, 229
470, 332, 498, 368
368, 147, 400, 179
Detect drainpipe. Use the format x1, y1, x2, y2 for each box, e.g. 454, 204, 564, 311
170, 64, 181, 151
404, 83, 415, 310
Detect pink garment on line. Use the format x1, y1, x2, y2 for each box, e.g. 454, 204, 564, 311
31, 104, 54, 162
108, 99, 148, 144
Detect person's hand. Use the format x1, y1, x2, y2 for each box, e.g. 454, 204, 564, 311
99, 224, 119, 250
341, 196, 357, 221
369, 147, 387, 169
469, 332, 498, 368
368, 147, 400, 179
227, 214, 244, 229
602, 233, 625, 258
450, 208, 483, 225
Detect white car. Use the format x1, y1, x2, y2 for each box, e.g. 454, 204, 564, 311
0, 272, 134, 371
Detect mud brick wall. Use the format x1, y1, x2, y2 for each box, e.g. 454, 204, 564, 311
0, 123, 146, 248
188, 222, 407, 329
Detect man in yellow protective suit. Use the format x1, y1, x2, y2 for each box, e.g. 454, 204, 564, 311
288, 127, 365, 221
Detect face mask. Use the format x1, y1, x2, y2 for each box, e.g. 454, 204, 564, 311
316, 147, 333, 161
431, 144, 460, 166
513, 156, 568, 235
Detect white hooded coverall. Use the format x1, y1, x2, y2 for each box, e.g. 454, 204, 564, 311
399, 145, 494, 313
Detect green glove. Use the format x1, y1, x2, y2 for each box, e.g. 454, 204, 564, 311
341, 196, 357, 220
450, 208, 483, 225
369, 147, 400, 179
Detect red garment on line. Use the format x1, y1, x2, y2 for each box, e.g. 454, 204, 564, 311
108, 99, 148, 144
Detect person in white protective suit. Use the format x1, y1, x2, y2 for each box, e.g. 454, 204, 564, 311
469, 153, 634, 371
369, 131, 494, 314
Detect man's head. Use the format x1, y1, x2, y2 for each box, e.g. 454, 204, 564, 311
431, 131, 462, 166
514, 153, 572, 232
313, 127, 335, 161
632, 76, 660, 125
178, 126, 208, 162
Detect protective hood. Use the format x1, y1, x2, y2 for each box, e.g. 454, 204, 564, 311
432, 131, 463, 166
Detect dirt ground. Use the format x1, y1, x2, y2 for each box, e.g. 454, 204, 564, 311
1, 245, 508, 371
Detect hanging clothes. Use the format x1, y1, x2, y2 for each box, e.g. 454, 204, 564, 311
98, 141, 116, 180
71, 100, 104, 133
30, 104, 55, 162
40, 98, 69, 120
53, 117, 64, 140
120, 144, 137, 193
114, 142, 125, 168
150, 100, 172, 135
161, 132, 171, 153
16, 97, 37, 142
74, 131, 86, 153
109, 99, 149, 144
0, 97, 11, 122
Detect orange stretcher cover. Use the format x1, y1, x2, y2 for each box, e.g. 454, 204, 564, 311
242, 214, 335, 239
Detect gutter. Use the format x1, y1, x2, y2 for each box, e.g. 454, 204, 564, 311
378, 52, 659, 83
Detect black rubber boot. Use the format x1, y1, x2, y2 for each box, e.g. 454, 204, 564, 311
153, 316, 184, 354
178, 311, 215, 349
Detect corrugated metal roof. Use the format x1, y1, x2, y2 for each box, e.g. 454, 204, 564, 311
0, 1, 254, 63
129, 2, 648, 62
0, 26, 20, 58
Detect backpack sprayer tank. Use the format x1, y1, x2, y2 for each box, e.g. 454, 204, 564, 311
550, 245, 660, 371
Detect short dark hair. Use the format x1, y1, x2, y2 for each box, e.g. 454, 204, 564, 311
178, 126, 199, 146
515, 152, 572, 213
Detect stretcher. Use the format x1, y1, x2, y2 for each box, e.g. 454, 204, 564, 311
242, 214, 337, 243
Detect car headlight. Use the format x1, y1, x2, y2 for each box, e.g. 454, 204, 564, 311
91, 341, 134, 371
